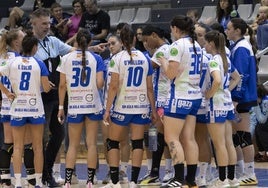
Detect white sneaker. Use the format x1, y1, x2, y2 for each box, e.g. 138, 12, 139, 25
93, 176, 98, 184
86, 182, 93, 188
119, 171, 128, 183
129, 181, 138, 188
208, 179, 230, 188
62, 182, 71, 188
162, 170, 173, 183
71, 175, 79, 184
228, 178, 240, 188
53, 171, 65, 185
239, 173, 258, 186
196, 175, 207, 187
102, 172, 111, 184
100, 182, 121, 188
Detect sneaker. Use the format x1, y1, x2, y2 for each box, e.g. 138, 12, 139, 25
86, 182, 93, 188
162, 171, 174, 183
239, 174, 258, 186
228, 178, 239, 188
100, 182, 121, 188
208, 179, 230, 188
93, 176, 98, 184
53, 172, 65, 185
160, 178, 182, 188
71, 175, 79, 184
102, 172, 111, 184
138, 172, 150, 183
184, 180, 198, 188
196, 175, 206, 187
62, 183, 71, 188
129, 181, 138, 188
43, 176, 60, 187
139, 176, 160, 186
119, 171, 128, 184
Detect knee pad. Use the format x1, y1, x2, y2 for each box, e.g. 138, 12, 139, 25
144, 131, 149, 147
131, 139, 143, 150
106, 138, 119, 151
232, 133, 240, 148
0, 143, 13, 174
237, 131, 252, 148
24, 144, 35, 172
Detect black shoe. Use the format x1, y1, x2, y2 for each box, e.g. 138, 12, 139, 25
161, 178, 182, 188
43, 176, 60, 187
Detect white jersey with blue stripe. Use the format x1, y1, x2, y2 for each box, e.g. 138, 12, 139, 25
57, 50, 104, 114
151, 43, 170, 105
167, 37, 202, 100
109, 49, 153, 114
0, 56, 49, 117
198, 48, 212, 115
0, 51, 19, 115
205, 54, 234, 111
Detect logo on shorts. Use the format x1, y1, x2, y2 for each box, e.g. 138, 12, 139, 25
170, 48, 178, 56
110, 59, 115, 68
139, 94, 146, 102
209, 61, 218, 68
85, 94, 93, 102
29, 98, 36, 106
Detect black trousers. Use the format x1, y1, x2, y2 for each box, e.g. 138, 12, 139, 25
255, 123, 268, 152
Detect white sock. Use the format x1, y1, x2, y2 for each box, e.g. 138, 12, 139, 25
14, 173, 22, 187
165, 159, 172, 172
198, 162, 208, 178
236, 160, 244, 175
244, 162, 255, 176
120, 162, 128, 173
53, 163, 61, 173
147, 159, 152, 172
35, 173, 42, 186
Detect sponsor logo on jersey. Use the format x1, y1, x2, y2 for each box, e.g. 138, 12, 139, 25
170, 48, 178, 56
209, 61, 218, 68
0, 61, 6, 66
156, 52, 164, 58
110, 59, 115, 68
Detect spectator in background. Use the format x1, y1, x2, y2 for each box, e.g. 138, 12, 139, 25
67, 0, 110, 45
186, 9, 200, 24
216, 0, 239, 30
116, 22, 127, 36
255, 6, 268, 50
210, 22, 230, 48
135, 27, 146, 52
50, 2, 72, 42
66, 0, 86, 43
6, 0, 56, 30
251, 84, 268, 162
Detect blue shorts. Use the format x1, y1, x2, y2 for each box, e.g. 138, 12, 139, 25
206, 110, 235, 123
0, 115, 11, 123
164, 98, 202, 119
110, 111, 151, 126
67, 110, 103, 123
10, 115, 45, 126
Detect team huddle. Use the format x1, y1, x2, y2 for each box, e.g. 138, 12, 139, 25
0, 6, 258, 188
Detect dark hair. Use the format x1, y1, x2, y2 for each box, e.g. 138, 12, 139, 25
76, 29, 91, 81
187, 9, 200, 21
72, 0, 86, 13
142, 25, 171, 41
230, 18, 247, 35
0, 29, 21, 58
197, 22, 212, 33
257, 84, 268, 99
120, 24, 135, 61
216, 0, 235, 23
50, 2, 62, 11
205, 30, 228, 74
210, 22, 230, 47
116, 22, 127, 32
170, 15, 197, 54
21, 30, 38, 55
31, 8, 50, 19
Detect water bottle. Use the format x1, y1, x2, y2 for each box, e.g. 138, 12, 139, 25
148, 124, 158, 151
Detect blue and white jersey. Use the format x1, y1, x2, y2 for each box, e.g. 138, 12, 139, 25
198, 48, 212, 115
57, 50, 105, 114
167, 37, 202, 100
0, 51, 20, 115
109, 49, 153, 114
151, 43, 170, 106
0, 56, 49, 117
229, 37, 257, 104
205, 54, 234, 111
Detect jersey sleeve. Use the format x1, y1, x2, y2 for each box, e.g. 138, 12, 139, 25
168, 41, 183, 63
0, 61, 10, 77
56, 55, 67, 74
93, 53, 106, 72
36, 59, 49, 76
145, 54, 153, 76
108, 55, 119, 74
208, 60, 220, 74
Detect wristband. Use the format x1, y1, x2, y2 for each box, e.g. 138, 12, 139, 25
59, 105, 64, 110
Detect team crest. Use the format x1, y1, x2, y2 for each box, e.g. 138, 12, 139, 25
0, 61, 6, 66
156, 52, 164, 58
170, 48, 178, 56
